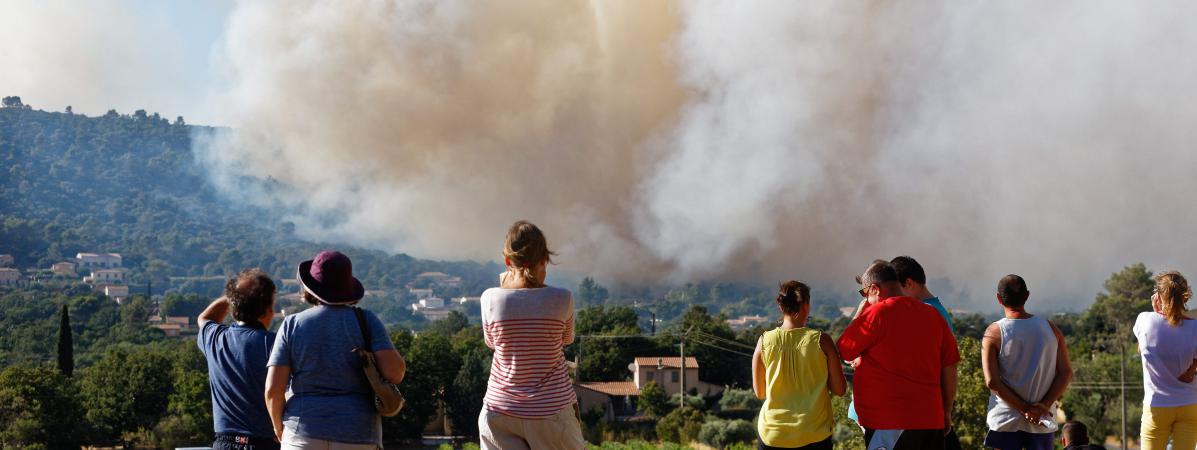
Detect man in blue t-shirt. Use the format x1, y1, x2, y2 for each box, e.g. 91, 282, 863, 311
197, 269, 278, 450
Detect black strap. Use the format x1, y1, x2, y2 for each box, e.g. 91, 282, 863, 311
352, 307, 372, 350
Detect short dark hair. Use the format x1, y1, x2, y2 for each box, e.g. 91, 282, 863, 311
225, 268, 276, 322
998, 274, 1030, 307
890, 256, 926, 285
859, 260, 900, 287
776, 280, 811, 315
1061, 421, 1090, 445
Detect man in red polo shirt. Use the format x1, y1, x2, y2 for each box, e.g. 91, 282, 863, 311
838, 260, 960, 450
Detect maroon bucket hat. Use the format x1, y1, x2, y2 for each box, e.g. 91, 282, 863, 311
297, 250, 365, 304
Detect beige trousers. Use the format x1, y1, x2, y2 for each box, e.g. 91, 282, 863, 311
280, 428, 379, 450
478, 404, 586, 450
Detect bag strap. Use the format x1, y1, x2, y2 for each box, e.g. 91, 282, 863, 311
352, 307, 372, 351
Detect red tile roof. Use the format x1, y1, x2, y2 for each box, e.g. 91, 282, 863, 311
633, 357, 699, 369
577, 381, 640, 396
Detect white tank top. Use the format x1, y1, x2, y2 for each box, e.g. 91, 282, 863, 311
986, 315, 1059, 433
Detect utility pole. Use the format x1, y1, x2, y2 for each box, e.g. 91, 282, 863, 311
678, 326, 693, 410
650, 311, 656, 336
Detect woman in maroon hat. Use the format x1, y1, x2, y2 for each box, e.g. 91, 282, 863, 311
478, 221, 584, 449
265, 251, 405, 449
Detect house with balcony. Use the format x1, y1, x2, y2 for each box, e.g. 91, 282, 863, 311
84, 268, 126, 285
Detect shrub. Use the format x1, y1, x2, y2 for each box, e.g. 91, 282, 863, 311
718, 388, 762, 411
698, 418, 756, 448
656, 407, 704, 444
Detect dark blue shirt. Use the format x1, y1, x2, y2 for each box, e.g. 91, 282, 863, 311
198, 320, 276, 439
267, 305, 394, 446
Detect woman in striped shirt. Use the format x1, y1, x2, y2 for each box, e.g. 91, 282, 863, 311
478, 220, 584, 450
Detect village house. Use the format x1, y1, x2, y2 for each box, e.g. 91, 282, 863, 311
51, 261, 77, 276
0, 268, 21, 286
726, 314, 769, 330
414, 271, 462, 288
152, 323, 182, 337
101, 284, 129, 302
575, 356, 724, 422
164, 316, 190, 329
84, 268, 126, 285
75, 252, 122, 269
408, 287, 434, 300
0, 254, 13, 267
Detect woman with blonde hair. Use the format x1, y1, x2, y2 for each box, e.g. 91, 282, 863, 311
1135, 270, 1197, 450
753, 280, 847, 450
478, 220, 584, 450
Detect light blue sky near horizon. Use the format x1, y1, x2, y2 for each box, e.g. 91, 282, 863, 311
0, 1, 233, 125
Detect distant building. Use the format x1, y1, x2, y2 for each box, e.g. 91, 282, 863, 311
100, 284, 129, 302
726, 314, 769, 330
576, 356, 723, 422
420, 309, 452, 322
152, 323, 182, 337
414, 271, 462, 288
84, 268, 125, 285
409, 288, 434, 300
50, 261, 77, 276
0, 268, 20, 286
839, 306, 857, 318
420, 297, 446, 309
456, 296, 482, 305
76, 252, 122, 269
0, 254, 13, 267
165, 316, 189, 328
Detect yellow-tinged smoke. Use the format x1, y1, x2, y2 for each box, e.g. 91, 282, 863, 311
197, 0, 1197, 304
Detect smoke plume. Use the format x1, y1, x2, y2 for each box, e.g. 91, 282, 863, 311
196, 0, 1197, 308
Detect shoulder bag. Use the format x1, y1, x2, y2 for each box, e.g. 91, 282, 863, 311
352, 307, 405, 417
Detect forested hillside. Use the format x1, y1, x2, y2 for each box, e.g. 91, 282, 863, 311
0, 103, 501, 291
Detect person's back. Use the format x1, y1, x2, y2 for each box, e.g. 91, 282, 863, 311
986, 315, 1058, 433
270, 305, 389, 445
1135, 311, 1197, 406
481, 285, 576, 418
197, 269, 279, 449
758, 327, 833, 447
839, 295, 957, 431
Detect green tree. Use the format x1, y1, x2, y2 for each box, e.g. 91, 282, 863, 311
445, 347, 489, 436
383, 331, 461, 440
57, 304, 73, 376
426, 310, 469, 337
717, 387, 762, 412
577, 277, 609, 307
639, 381, 668, 417
953, 336, 988, 449
160, 293, 209, 319
0, 365, 82, 448
78, 346, 174, 443
153, 342, 213, 449
660, 305, 748, 387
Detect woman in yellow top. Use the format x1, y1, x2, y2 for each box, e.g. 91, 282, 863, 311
752, 280, 848, 450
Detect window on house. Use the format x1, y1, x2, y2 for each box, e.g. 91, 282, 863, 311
671, 371, 679, 383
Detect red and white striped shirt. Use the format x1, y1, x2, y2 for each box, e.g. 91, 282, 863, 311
481, 286, 576, 418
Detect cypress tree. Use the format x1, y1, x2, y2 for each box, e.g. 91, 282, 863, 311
57, 304, 73, 376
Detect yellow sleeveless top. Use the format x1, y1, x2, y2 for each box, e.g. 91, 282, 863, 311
757, 327, 833, 447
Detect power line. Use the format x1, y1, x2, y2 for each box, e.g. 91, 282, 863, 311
690, 336, 753, 358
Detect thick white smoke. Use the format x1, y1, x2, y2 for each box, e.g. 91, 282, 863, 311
197, 0, 1197, 308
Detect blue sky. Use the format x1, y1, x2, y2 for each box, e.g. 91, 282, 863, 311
0, 1, 233, 125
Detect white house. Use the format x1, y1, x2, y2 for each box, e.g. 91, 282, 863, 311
102, 284, 130, 302
409, 288, 434, 300
420, 297, 446, 309
76, 252, 122, 269
85, 268, 125, 284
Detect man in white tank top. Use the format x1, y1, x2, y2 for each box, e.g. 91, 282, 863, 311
981, 274, 1073, 450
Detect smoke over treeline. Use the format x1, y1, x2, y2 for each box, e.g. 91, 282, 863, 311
195, 0, 1197, 308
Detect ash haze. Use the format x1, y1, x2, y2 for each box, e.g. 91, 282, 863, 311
13, 1, 1193, 310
